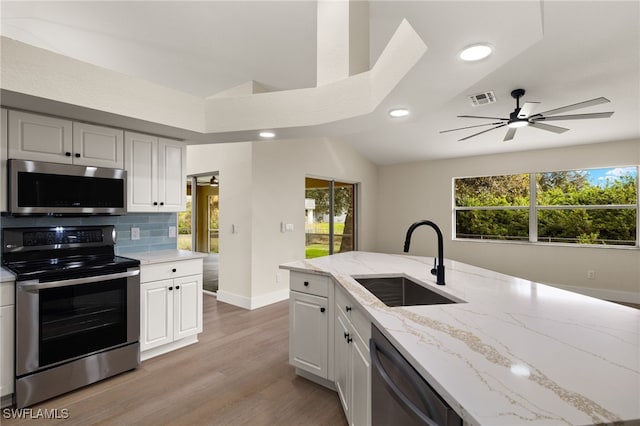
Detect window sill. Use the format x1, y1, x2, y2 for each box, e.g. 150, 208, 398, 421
453, 238, 639, 250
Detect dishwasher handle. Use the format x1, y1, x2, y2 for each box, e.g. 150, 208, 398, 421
370, 337, 440, 426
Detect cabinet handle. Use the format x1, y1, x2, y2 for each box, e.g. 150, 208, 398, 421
74, 153, 81, 158
172, 268, 177, 273
344, 331, 350, 339
168, 286, 173, 290
176, 285, 180, 290
65, 152, 72, 157
160, 202, 164, 206
320, 307, 325, 313
153, 202, 158, 206
303, 281, 309, 286
346, 336, 353, 344
346, 306, 352, 312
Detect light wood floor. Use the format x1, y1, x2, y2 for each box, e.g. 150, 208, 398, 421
4, 296, 347, 426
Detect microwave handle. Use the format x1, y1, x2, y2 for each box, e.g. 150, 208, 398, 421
18, 269, 140, 292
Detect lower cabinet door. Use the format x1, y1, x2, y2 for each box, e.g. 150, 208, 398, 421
334, 310, 351, 421
0, 305, 14, 397
289, 291, 329, 378
173, 274, 203, 340
351, 335, 371, 426
141, 279, 174, 351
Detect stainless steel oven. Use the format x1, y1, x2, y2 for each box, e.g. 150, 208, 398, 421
3, 226, 140, 408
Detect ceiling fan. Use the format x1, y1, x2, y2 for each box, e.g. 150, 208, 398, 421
440, 88, 614, 142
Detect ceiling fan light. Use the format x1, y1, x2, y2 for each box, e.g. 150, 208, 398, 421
459, 44, 493, 62
507, 120, 529, 129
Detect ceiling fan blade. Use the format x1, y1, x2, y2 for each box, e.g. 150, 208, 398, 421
534, 97, 610, 117
458, 115, 508, 121
440, 122, 504, 133
529, 122, 570, 134
517, 102, 540, 118
533, 112, 614, 121
503, 127, 517, 141
459, 123, 507, 141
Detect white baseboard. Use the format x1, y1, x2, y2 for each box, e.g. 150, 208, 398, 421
141, 335, 198, 361
551, 284, 640, 304
216, 288, 289, 310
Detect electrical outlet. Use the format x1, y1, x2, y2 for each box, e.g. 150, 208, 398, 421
131, 227, 140, 241
587, 270, 595, 280
168, 226, 177, 238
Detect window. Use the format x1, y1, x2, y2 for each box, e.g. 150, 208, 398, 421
454, 167, 638, 247
305, 177, 357, 258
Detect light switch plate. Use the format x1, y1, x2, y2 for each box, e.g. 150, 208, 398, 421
169, 226, 177, 238
131, 227, 140, 241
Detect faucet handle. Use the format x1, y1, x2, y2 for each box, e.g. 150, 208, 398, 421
430, 258, 437, 276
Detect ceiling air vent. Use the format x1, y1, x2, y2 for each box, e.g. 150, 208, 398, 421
469, 91, 496, 106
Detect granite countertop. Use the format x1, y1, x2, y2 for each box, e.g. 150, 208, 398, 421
124, 249, 208, 265
0, 267, 16, 282
280, 251, 640, 426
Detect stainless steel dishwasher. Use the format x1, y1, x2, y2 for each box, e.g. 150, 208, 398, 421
370, 325, 462, 426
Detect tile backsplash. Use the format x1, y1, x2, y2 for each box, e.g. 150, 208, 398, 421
0, 213, 178, 255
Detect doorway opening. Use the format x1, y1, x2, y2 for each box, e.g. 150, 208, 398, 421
179, 174, 219, 294
304, 177, 357, 258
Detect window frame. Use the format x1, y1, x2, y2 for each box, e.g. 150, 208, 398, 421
453, 166, 639, 248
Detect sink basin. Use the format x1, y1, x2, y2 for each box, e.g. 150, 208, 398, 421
354, 276, 457, 307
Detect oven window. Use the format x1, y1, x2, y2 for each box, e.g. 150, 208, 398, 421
39, 279, 127, 367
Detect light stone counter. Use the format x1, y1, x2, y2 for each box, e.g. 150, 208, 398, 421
280, 251, 640, 426
124, 249, 207, 265
0, 268, 16, 282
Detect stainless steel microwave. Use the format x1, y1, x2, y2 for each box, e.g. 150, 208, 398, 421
8, 159, 127, 215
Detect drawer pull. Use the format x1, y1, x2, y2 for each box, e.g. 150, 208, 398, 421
303, 281, 309, 286
346, 336, 353, 344
168, 286, 173, 291
172, 268, 177, 273
344, 331, 350, 339
176, 285, 180, 290
74, 153, 81, 158
346, 306, 352, 312
320, 307, 326, 313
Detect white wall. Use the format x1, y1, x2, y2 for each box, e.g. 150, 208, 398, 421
375, 139, 640, 303
187, 137, 377, 309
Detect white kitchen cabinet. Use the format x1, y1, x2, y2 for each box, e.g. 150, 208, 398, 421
8, 110, 73, 163
1, 108, 7, 212
125, 131, 186, 212
8, 110, 125, 169
289, 272, 333, 381
140, 259, 203, 360
1, 280, 15, 403
334, 285, 371, 426
72, 122, 124, 168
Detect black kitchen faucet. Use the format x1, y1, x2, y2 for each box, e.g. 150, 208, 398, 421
403, 220, 446, 285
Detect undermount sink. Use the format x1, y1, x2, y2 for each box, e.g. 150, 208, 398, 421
354, 276, 457, 307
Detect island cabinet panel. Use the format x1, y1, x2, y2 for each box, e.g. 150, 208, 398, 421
140, 258, 203, 360
1, 108, 7, 212
334, 285, 371, 426
289, 291, 329, 378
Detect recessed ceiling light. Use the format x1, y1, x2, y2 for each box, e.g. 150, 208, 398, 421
459, 44, 493, 62
389, 108, 410, 118
259, 131, 275, 138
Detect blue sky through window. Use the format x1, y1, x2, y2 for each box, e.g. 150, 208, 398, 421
583, 167, 637, 187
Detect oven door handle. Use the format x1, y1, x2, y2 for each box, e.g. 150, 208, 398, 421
18, 269, 140, 292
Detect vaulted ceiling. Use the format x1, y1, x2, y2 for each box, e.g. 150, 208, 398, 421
2, 1, 638, 165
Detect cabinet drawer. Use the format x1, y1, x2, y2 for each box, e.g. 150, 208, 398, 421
336, 284, 371, 343
290, 272, 329, 297
141, 259, 203, 283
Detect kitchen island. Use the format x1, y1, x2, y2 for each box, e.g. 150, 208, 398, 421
280, 252, 640, 425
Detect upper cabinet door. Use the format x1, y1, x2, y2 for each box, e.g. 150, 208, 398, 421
8, 110, 73, 163
73, 122, 124, 169
157, 138, 186, 212
125, 131, 158, 212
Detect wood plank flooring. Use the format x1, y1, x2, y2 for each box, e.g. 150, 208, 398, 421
4, 296, 347, 426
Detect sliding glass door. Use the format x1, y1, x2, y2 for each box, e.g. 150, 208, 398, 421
305, 177, 357, 258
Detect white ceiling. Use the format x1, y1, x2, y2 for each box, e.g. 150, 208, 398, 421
1, 1, 638, 165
